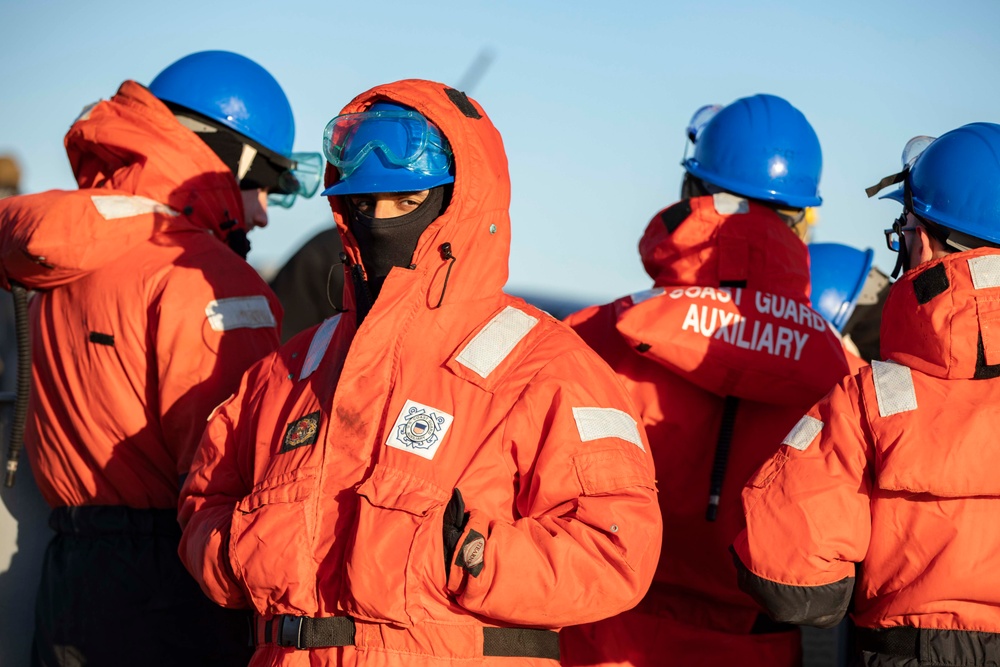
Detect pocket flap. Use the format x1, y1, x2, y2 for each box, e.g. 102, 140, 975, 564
878, 434, 1000, 497
238, 467, 317, 513
356, 466, 450, 516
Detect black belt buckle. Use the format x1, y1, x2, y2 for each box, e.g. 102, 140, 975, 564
277, 615, 304, 649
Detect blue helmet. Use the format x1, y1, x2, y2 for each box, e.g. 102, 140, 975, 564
321, 102, 455, 196
683, 94, 823, 209
879, 123, 1000, 245
149, 50, 295, 158
808, 243, 874, 332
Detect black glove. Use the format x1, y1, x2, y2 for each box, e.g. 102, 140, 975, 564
443, 487, 469, 581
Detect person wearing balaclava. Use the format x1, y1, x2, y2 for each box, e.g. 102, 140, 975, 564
178, 79, 662, 667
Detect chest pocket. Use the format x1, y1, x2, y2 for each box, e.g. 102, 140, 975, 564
343, 465, 451, 627
229, 466, 320, 615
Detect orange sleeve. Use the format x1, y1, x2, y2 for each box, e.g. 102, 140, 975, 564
177, 358, 267, 609
446, 347, 662, 627
732, 376, 873, 627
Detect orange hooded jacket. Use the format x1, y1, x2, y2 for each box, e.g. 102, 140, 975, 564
560, 194, 850, 667
0, 81, 281, 508
734, 248, 1000, 659
178, 79, 662, 667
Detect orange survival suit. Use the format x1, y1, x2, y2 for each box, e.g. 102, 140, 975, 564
178, 79, 662, 667
560, 193, 850, 667
0, 82, 281, 666
734, 248, 1000, 666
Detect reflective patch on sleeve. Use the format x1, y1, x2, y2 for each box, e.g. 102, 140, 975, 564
782, 415, 823, 451
456, 306, 538, 378
300, 314, 341, 381
90, 195, 178, 220
871, 360, 917, 417
713, 192, 750, 215
969, 255, 1000, 289
630, 287, 665, 305
572, 407, 643, 450
205, 296, 276, 332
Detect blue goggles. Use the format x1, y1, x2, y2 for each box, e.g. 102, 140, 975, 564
267, 152, 324, 208
322, 109, 453, 180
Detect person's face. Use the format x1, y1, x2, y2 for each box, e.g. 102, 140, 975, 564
241, 189, 269, 230
348, 190, 430, 219
904, 212, 925, 271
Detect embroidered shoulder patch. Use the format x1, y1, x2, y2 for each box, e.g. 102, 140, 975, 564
281, 411, 321, 452
385, 400, 454, 460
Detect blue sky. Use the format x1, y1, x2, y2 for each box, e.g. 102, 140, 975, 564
3, 0, 999, 304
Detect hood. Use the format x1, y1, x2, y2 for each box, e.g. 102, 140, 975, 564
882, 248, 1000, 380
639, 194, 811, 300
324, 80, 511, 311
65, 80, 245, 240
614, 194, 847, 404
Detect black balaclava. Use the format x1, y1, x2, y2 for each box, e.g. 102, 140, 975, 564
169, 104, 293, 258
346, 184, 451, 304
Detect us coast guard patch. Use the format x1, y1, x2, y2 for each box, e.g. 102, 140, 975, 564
385, 400, 454, 460
281, 411, 321, 452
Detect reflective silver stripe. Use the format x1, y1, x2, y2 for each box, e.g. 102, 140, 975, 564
968, 255, 1000, 289
630, 287, 665, 305
300, 314, 341, 381
782, 415, 823, 451
205, 296, 276, 332
871, 360, 918, 417
572, 407, 643, 450
456, 306, 538, 379
90, 195, 178, 220
712, 192, 749, 215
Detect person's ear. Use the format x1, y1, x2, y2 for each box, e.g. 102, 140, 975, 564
913, 226, 936, 268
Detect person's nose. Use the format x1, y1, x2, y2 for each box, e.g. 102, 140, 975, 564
373, 200, 399, 219
252, 191, 269, 229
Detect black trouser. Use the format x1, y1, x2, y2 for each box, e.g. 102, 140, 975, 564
32, 506, 253, 667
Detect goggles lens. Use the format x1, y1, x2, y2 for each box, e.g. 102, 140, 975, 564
686, 104, 722, 142
322, 109, 452, 179
267, 152, 324, 209
901, 135, 936, 170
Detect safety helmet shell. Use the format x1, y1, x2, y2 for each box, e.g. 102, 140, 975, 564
321, 102, 455, 196
149, 50, 295, 158
808, 243, 874, 332
683, 94, 823, 209
897, 123, 1000, 245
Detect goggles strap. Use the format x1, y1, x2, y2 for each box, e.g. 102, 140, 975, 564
865, 170, 907, 198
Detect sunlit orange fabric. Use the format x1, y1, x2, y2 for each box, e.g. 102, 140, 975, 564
0, 81, 281, 508
178, 79, 662, 667
561, 195, 849, 666
735, 247, 1000, 633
